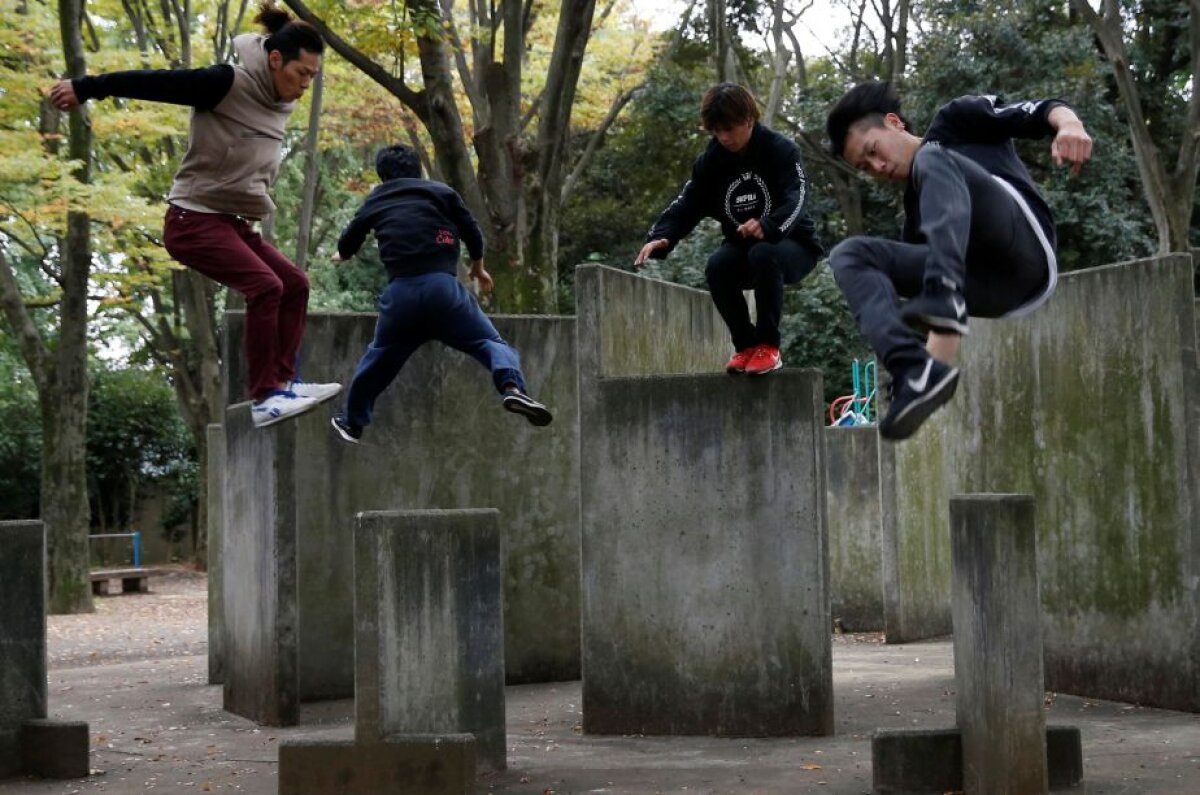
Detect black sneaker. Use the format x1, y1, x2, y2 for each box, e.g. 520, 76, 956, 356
330, 413, 363, 444
502, 389, 553, 427
901, 281, 969, 336
878, 359, 960, 441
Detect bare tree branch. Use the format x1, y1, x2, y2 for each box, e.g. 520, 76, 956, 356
281, 0, 428, 116
439, 0, 487, 126
562, 83, 642, 204
0, 197, 54, 266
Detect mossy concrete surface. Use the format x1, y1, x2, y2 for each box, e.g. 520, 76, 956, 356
222, 312, 581, 708
891, 254, 1200, 711
826, 426, 885, 632
580, 371, 833, 736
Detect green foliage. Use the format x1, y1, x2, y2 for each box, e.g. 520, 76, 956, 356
0, 345, 41, 520
86, 365, 195, 535
559, 54, 713, 280
779, 265, 872, 404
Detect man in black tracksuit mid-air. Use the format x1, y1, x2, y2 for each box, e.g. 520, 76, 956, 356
329, 144, 552, 444
825, 81, 1093, 441
636, 83, 823, 376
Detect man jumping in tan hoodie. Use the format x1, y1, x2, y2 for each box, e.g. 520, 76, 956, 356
49, 2, 340, 428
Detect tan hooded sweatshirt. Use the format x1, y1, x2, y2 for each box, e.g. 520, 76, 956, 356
168, 34, 295, 219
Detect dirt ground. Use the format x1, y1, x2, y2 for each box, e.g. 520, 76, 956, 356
2, 569, 1197, 794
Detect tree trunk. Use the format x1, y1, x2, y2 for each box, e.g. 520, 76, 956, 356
763, 0, 788, 127
283, 0, 602, 314
38, 0, 96, 614
1071, 0, 1199, 254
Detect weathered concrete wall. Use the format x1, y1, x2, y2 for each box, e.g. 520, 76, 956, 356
207, 424, 225, 686
574, 263, 731, 392
580, 371, 833, 736
354, 510, 505, 771
892, 254, 1200, 710
825, 427, 885, 632
223, 311, 579, 703
0, 522, 47, 778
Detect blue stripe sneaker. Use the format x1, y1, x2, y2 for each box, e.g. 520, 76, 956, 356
287, 379, 342, 404
251, 390, 319, 428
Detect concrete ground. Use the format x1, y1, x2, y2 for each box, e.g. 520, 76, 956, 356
2, 570, 1197, 794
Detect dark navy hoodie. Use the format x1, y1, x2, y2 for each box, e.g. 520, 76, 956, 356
337, 177, 484, 279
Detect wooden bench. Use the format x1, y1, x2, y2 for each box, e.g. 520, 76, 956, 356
89, 567, 165, 596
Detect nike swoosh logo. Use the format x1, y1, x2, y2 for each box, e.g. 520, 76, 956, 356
907, 360, 934, 392
952, 296, 967, 318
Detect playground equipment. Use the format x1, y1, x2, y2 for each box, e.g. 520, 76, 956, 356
829, 359, 876, 426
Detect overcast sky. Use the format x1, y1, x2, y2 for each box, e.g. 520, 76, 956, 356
627, 0, 851, 58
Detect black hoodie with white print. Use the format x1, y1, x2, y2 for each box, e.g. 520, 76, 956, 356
646, 123, 822, 276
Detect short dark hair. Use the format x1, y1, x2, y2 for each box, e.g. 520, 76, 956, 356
255, 2, 324, 62
826, 81, 909, 159
700, 83, 760, 130
375, 144, 422, 181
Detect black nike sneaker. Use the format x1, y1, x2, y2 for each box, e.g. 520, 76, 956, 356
878, 358, 960, 441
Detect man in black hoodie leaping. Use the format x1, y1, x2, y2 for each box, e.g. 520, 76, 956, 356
825, 81, 1093, 441
329, 144, 552, 444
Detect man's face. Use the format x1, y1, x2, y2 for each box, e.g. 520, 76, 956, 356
269, 49, 321, 102
843, 113, 914, 181
710, 118, 755, 154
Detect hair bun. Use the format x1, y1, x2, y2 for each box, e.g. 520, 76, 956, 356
254, 1, 292, 34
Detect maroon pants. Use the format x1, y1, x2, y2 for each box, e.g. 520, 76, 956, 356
163, 205, 309, 402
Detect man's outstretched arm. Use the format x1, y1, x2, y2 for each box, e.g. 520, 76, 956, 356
1047, 105, 1093, 176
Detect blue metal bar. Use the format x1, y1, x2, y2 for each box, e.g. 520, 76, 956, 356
132, 532, 142, 567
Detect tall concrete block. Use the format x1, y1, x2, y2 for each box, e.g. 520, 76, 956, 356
225, 312, 579, 692
354, 510, 505, 772
207, 423, 225, 686
826, 426, 885, 631
1, 522, 47, 779
892, 255, 1200, 710
222, 405, 298, 726
580, 371, 833, 736
950, 495, 1047, 794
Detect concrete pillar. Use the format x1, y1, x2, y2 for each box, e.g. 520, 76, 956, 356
222, 404, 298, 726
354, 510, 505, 772
580, 371, 833, 736
0, 521, 47, 779
206, 423, 225, 686
950, 494, 1047, 794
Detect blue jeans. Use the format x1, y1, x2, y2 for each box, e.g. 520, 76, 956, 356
345, 272, 525, 427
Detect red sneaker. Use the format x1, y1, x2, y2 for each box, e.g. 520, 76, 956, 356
745, 345, 782, 375
725, 347, 757, 374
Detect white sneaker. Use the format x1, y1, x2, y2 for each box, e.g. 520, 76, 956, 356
287, 379, 342, 404
252, 390, 320, 428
